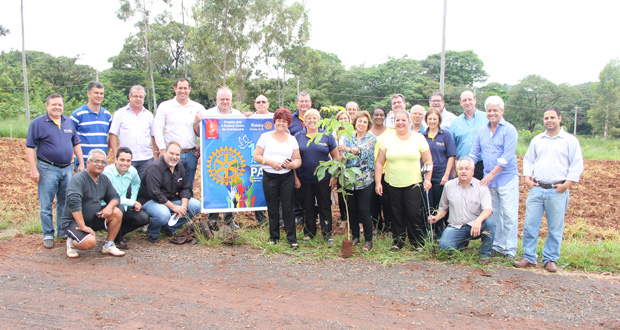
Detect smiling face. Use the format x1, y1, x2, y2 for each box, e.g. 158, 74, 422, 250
87, 152, 106, 176
87, 87, 104, 107
164, 144, 181, 168
429, 95, 444, 111
174, 81, 191, 104
355, 116, 369, 133
346, 102, 359, 118
217, 90, 233, 113
296, 95, 312, 112
304, 114, 319, 131
543, 110, 562, 134
486, 104, 504, 126
46, 97, 64, 120
129, 89, 145, 109
460, 91, 476, 113
274, 118, 289, 133
410, 106, 425, 125
391, 96, 406, 112
115, 152, 132, 174
426, 113, 440, 129
372, 109, 386, 126
336, 113, 350, 123
394, 112, 410, 133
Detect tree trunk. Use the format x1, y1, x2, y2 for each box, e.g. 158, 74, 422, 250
222, 0, 230, 86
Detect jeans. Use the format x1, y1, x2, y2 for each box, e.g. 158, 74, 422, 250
263, 171, 296, 244
143, 198, 201, 238
117, 205, 151, 241
37, 162, 72, 239
489, 175, 519, 257
438, 219, 496, 258
346, 184, 374, 242
132, 158, 153, 180
181, 151, 198, 189
522, 186, 569, 264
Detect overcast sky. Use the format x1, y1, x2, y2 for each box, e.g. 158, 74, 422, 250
2, 0, 619, 86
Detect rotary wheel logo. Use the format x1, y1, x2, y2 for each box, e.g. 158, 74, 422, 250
207, 146, 246, 186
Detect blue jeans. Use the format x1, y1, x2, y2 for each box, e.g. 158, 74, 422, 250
522, 187, 569, 264
438, 219, 496, 258
489, 175, 519, 257
181, 151, 198, 189
143, 198, 201, 238
37, 162, 72, 239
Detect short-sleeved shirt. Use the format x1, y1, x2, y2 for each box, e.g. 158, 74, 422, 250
71, 104, 112, 164
439, 109, 457, 130
450, 110, 488, 158
468, 118, 519, 187
137, 156, 192, 205
257, 132, 298, 174
294, 129, 337, 184
343, 132, 376, 190
423, 128, 457, 183
379, 132, 429, 187
103, 164, 141, 208
288, 110, 306, 137
153, 98, 207, 150
439, 177, 493, 229
110, 105, 155, 161
26, 113, 80, 165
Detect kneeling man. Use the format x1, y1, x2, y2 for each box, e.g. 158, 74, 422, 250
429, 158, 495, 263
103, 147, 151, 249
60, 149, 125, 258
138, 141, 201, 243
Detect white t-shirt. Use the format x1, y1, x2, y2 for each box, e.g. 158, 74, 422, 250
256, 132, 299, 174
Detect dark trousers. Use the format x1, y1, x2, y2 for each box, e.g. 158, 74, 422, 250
427, 181, 447, 238
370, 175, 392, 232
337, 183, 347, 221
386, 183, 425, 249
300, 180, 332, 239
474, 161, 484, 180
132, 158, 153, 180
263, 171, 296, 244
117, 205, 151, 241
346, 184, 374, 242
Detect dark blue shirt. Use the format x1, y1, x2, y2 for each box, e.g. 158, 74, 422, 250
26, 113, 80, 165
423, 128, 457, 183
294, 129, 338, 184
288, 110, 305, 137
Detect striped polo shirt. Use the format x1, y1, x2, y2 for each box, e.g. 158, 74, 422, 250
71, 103, 112, 163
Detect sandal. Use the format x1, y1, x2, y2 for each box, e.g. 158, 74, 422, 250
326, 238, 335, 244
267, 239, 278, 245
352, 238, 360, 246
362, 241, 373, 252
290, 243, 299, 250
302, 236, 311, 241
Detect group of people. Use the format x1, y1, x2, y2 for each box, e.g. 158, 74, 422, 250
26, 80, 584, 272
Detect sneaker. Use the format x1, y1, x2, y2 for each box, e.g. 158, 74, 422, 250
43, 238, 54, 249
66, 238, 79, 258
102, 243, 126, 257
141, 225, 148, 232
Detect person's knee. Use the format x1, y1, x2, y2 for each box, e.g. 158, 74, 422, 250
111, 207, 123, 221
75, 235, 96, 250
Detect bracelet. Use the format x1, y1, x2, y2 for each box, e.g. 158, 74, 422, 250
262, 158, 266, 165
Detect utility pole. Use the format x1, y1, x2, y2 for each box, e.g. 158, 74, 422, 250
21, 0, 30, 123
573, 106, 580, 135
439, 0, 447, 95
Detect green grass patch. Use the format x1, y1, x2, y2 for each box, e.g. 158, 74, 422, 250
517, 134, 620, 160
0, 119, 30, 138
0, 199, 40, 237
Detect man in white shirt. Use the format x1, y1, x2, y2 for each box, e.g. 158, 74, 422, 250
109, 85, 158, 178
385, 93, 406, 128
429, 92, 457, 130
153, 78, 207, 189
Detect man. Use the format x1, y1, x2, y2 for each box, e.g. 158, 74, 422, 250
138, 141, 201, 243
154, 78, 207, 189
103, 147, 151, 249
289, 91, 313, 137
250, 94, 273, 225
515, 106, 584, 272
410, 104, 427, 133
469, 95, 519, 259
60, 149, 125, 258
384, 93, 406, 128
71, 81, 112, 170
345, 101, 359, 118
428, 92, 457, 130
204, 87, 243, 228
429, 158, 495, 263
450, 90, 488, 179
26, 94, 84, 248
109, 85, 159, 178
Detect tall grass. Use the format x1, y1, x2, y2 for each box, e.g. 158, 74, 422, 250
517, 134, 620, 160
0, 119, 30, 139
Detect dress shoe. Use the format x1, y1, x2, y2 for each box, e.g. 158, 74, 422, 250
514, 258, 537, 268
115, 238, 129, 250
544, 261, 558, 273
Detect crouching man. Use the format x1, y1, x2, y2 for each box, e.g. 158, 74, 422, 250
60, 149, 125, 258
429, 158, 495, 264
103, 147, 151, 249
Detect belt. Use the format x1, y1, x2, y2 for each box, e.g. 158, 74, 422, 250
37, 157, 71, 169
181, 148, 196, 153
533, 179, 565, 189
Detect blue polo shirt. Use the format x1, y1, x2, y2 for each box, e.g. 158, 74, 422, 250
71, 104, 112, 164
422, 128, 456, 183
26, 113, 80, 164
468, 118, 518, 187
450, 110, 489, 158
294, 129, 337, 184
289, 110, 305, 137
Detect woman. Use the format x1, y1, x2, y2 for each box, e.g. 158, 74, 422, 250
340, 111, 376, 251
253, 108, 302, 249
369, 107, 394, 236
422, 109, 456, 237
334, 111, 351, 228
294, 109, 339, 243
375, 111, 433, 250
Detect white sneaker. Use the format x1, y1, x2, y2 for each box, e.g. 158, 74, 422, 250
66, 238, 79, 258
102, 243, 125, 257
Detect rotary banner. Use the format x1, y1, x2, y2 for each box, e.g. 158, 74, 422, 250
200, 116, 273, 213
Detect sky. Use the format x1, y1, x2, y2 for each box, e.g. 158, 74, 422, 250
2, 0, 619, 86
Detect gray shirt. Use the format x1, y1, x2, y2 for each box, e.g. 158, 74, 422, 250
60, 170, 120, 229
439, 177, 492, 229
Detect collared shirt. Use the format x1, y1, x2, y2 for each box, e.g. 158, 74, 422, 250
289, 110, 306, 137
423, 128, 457, 183
103, 164, 141, 208
204, 106, 242, 117
294, 129, 338, 184
137, 156, 192, 205
26, 113, 80, 164
343, 132, 376, 190
110, 104, 155, 161
468, 118, 518, 187
71, 104, 112, 164
440, 109, 457, 130
378, 132, 429, 187
410, 123, 427, 133
154, 98, 207, 150
385, 112, 395, 128
450, 110, 489, 158
439, 177, 493, 229
523, 128, 584, 183
59, 171, 120, 229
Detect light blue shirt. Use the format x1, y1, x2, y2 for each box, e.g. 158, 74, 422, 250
450, 110, 488, 158
468, 118, 518, 187
523, 128, 584, 183
102, 164, 141, 208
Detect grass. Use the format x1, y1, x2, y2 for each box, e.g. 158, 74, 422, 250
0, 119, 29, 139
0, 199, 41, 236
517, 135, 620, 160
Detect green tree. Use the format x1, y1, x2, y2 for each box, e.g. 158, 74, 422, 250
421, 50, 488, 87
0, 25, 9, 37
589, 59, 620, 139
506, 75, 562, 131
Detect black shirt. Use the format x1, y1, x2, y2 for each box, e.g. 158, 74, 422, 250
137, 157, 192, 205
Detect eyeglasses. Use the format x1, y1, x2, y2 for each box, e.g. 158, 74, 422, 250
89, 159, 106, 165
131, 95, 145, 99
255, 101, 267, 104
